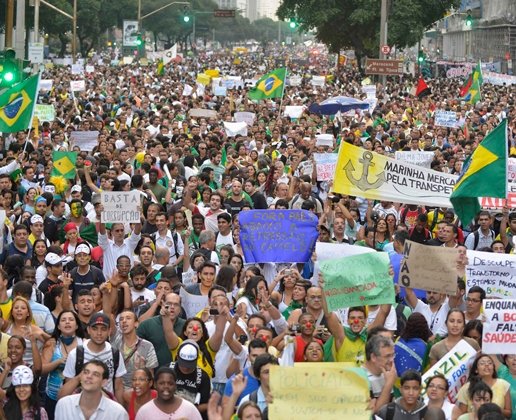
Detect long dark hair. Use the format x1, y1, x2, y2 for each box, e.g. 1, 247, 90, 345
4, 381, 42, 420
468, 353, 497, 392
400, 313, 432, 342
181, 318, 215, 376
51, 310, 85, 341
215, 265, 236, 292
242, 276, 266, 304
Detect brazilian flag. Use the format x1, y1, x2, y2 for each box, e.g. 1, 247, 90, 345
52, 151, 77, 179
0, 74, 40, 133
248, 68, 286, 101
451, 119, 508, 225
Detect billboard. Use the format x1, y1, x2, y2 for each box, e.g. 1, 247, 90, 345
123, 20, 139, 47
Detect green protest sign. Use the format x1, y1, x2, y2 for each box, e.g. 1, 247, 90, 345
320, 252, 395, 311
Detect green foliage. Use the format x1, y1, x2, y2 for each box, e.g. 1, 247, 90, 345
278, 0, 461, 60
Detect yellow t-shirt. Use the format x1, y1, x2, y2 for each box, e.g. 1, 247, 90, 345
0, 298, 12, 321
457, 378, 510, 412
334, 337, 366, 366
171, 337, 217, 378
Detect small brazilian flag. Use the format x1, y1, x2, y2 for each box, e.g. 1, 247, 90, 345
52, 151, 77, 179
248, 68, 286, 101
0, 74, 40, 133
450, 119, 508, 225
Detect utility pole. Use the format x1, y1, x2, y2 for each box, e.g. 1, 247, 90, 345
379, 0, 388, 85
14, 0, 25, 58
5, 0, 14, 48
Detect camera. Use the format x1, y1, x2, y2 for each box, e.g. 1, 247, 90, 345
209, 308, 219, 316
290, 324, 301, 334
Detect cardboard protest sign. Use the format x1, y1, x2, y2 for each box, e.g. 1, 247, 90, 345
69, 131, 99, 152
465, 250, 516, 299
421, 340, 477, 403
435, 110, 459, 128
239, 210, 318, 263
188, 109, 218, 118
399, 241, 459, 294
179, 288, 208, 318
482, 300, 516, 354
39, 79, 53, 91
269, 364, 370, 420
234, 112, 256, 126
320, 252, 395, 311
334, 142, 457, 208
101, 191, 140, 223
395, 151, 434, 169
314, 153, 338, 181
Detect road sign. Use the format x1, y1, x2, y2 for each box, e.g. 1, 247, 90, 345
365, 58, 404, 76
214, 9, 235, 17
28, 43, 44, 64
381, 45, 391, 55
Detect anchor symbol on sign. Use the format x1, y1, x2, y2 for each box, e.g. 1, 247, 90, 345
344, 151, 386, 191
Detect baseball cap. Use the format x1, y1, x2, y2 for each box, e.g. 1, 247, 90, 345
45, 252, 65, 266
11, 365, 34, 386
75, 243, 91, 255
30, 214, 44, 225
64, 222, 78, 233
70, 185, 82, 193
88, 312, 110, 328
176, 340, 199, 370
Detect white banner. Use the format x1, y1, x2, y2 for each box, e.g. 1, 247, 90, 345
508, 158, 516, 181
421, 340, 477, 403
288, 75, 302, 86
71, 64, 84, 75
39, 79, 53, 91
70, 80, 85, 91
435, 110, 459, 128
101, 191, 141, 223
395, 151, 434, 169
314, 153, 338, 181
85, 65, 95, 73
283, 106, 305, 119
483, 71, 516, 86
70, 131, 99, 152
465, 250, 516, 299
234, 112, 256, 126
34, 104, 56, 122
315, 134, 334, 147
482, 300, 516, 354
28, 43, 44, 64
311, 76, 326, 87
223, 121, 247, 137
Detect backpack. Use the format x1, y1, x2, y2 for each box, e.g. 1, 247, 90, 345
153, 231, 180, 258
471, 229, 495, 250
75, 344, 120, 387
385, 402, 427, 420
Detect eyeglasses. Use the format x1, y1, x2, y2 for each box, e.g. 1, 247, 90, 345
427, 384, 447, 391
466, 297, 482, 303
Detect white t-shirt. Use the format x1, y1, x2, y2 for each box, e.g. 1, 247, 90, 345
413, 298, 449, 336
63, 340, 127, 394
216, 231, 234, 253
130, 288, 155, 303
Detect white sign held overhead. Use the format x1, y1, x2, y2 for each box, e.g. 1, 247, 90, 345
101, 191, 141, 223
70, 80, 85, 91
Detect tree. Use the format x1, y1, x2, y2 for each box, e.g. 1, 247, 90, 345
277, 0, 460, 72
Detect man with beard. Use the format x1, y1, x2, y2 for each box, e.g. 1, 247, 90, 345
110, 310, 158, 390
129, 265, 154, 309
136, 367, 201, 419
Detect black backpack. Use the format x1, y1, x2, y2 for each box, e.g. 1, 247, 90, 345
385, 402, 427, 420
75, 344, 120, 387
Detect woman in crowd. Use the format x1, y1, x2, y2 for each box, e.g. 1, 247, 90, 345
0, 335, 42, 389
42, 310, 84, 419
215, 265, 237, 294
303, 340, 325, 363
236, 276, 269, 317
453, 354, 511, 419
22, 188, 37, 215
496, 354, 516, 420
426, 373, 454, 420
394, 312, 432, 376
456, 381, 493, 420
3, 365, 48, 419
123, 368, 157, 420
463, 320, 483, 348
429, 309, 480, 368
229, 254, 244, 287
269, 268, 299, 313
29, 239, 48, 269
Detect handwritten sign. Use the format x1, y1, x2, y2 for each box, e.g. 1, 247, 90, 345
283, 106, 305, 119
395, 151, 434, 168
39, 79, 53, 91
315, 134, 334, 147
421, 340, 477, 403
435, 110, 459, 128
188, 109, 218, 118
70, 80, 85, 91
101, 191, 140, 223
179, 288, 208, 318
269, 364, 370, 420
239, 210, 318, 263
465, 250, 516, 299
314, 153, 338, 181
34, 104, 56, 122
320, 252, 395, 311
399, 241, 458, 294
234, 112, 256, 126
69, 130, 99, 152
482, 300, 516, 354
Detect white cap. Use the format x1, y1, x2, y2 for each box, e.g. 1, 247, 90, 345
45, 252, 65, 266
75, 243, 91, 255
30, 214, 44, 225
70, 185, 82, 193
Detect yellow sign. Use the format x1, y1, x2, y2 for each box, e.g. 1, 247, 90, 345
269, 363, 370, 420
205, 69, 220, 78
196, 73, 211, 86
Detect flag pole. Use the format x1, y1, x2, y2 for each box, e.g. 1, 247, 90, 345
278, 67, 287, 118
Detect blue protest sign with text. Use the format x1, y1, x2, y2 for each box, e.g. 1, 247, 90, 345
239, 210, 319, 263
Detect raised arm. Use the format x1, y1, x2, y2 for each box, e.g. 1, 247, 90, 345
208, 306, 230, 352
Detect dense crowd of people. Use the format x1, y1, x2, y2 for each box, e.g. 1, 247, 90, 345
0, 43, 514, 420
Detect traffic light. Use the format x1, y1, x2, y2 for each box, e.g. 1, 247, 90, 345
0, 49, 23, 89
287, 18, 297, 28
183, 14, 190, 22
183, 7, 191, 22
465, 13, 473, 27
417, 50, 425, 63
135, 33, 143, 46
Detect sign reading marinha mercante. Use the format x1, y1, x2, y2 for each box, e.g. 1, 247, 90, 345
101, 191, 141, 223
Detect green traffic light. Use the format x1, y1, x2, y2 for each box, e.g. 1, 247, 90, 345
183, 15, 190, 22
466, 15, 472, 26
3, 71, 14, 82
289, 21, 296, 28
